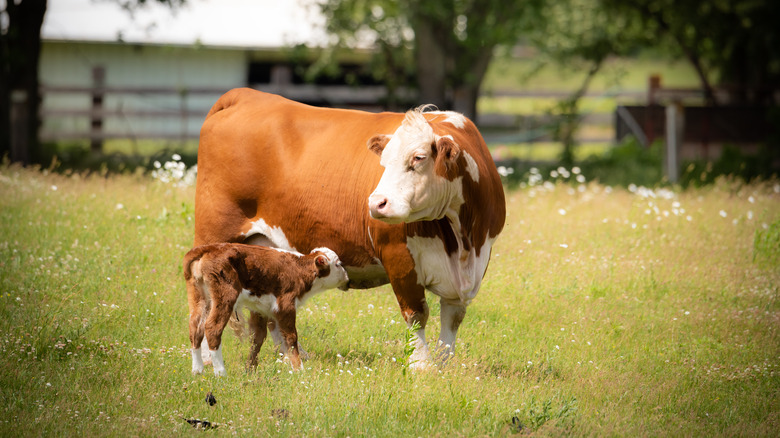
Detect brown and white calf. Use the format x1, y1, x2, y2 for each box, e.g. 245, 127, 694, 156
183, 243, 349, 375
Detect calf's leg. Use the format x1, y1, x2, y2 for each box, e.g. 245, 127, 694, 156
204, 281, 240, 377
274, 310, 303, 370
187, 279, 207, 375
247, 311, 268, 370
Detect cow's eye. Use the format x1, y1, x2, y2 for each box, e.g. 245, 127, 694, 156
408, 154, 426, 171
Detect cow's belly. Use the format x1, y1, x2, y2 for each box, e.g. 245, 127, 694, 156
345, 264, 389, 289
406, 236, 495, 305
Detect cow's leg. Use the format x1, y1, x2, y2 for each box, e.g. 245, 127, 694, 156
268, 319, 310, 359
267, 319, 287, 355
403, 296, 430, 370
247, 311, 267, 370
436, 298, 467, 363
382, 243, 432, 369
274, 310, 303, 370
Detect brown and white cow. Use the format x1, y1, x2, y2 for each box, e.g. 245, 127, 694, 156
183, 243, 349, 375
195, 89, 505, 368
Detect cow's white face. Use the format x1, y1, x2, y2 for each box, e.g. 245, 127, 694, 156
367, 110, 463, 224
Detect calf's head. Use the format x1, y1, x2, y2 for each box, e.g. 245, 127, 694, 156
367, 109, 464, 224
310, 247, 350, 291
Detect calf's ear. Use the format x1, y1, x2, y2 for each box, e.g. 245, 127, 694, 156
314, 255, 328, 270
433, 135, 461, 180
367, 134, 391, 156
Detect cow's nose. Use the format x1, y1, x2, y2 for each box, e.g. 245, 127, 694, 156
368, 194, 389, 218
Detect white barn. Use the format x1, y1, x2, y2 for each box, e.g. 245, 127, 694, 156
39, 0, 383, 146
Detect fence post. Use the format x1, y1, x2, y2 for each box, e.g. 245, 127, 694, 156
10, 89, 30, 165
665, 102, 683, 184
179, 87, 188, 147
646, 74, 661, 145
90, 66, 105, 152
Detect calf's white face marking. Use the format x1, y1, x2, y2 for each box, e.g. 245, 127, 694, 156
367, 110, 466, 224
309, 247, 350, 296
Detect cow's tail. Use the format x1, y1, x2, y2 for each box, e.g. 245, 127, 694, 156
228, 311, 248, 341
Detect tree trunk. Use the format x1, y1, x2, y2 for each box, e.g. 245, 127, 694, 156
452, 48, 494, 122
0, 0, 48, 165
412, 16, 448, 109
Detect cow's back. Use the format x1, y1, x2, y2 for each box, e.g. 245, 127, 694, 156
194, 89, 402, 270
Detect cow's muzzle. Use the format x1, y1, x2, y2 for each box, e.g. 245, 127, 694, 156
368, 194, 390, 219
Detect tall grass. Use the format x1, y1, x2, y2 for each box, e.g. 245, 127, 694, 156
0, 163, 777, 436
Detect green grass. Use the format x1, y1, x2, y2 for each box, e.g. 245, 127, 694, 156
1, 164, 778, 436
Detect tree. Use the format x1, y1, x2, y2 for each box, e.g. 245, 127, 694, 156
0, 0, 185, 166
317, 0, 542, 121
0, 0, 47, 165
526, 0, 654, 165
603, 0, 780, 106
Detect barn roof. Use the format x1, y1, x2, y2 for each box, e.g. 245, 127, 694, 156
42, 0, 330, 49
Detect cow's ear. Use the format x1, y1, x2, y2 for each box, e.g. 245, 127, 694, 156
314, 254, 328, 270
367, 135, 391, 156
434, 135, 461, 180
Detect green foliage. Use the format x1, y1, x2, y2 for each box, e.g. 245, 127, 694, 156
601, 0, 780, 104
401, 320, 421, 376
576, 137, 664, 187
38, 141, 197, 175
680, 144, 780, 188
516, 393, 578, 432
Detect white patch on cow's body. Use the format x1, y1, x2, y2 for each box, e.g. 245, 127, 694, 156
429, 110, 467, 129
242, 218, 297, 252
462, 151, 480, 182
210, 345, 226, 376
406, 232, 494, 306
404, 231, 495, 368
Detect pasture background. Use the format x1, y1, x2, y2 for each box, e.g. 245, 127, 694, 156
0, 163, 778, 436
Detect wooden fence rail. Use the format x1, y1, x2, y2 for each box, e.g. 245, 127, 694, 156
38, 83, 632, 149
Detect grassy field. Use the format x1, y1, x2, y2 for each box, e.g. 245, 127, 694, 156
482, 55, 702, 93
1, 162, 778, 436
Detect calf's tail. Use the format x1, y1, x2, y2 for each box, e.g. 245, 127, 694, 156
183, 245, 212, 280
